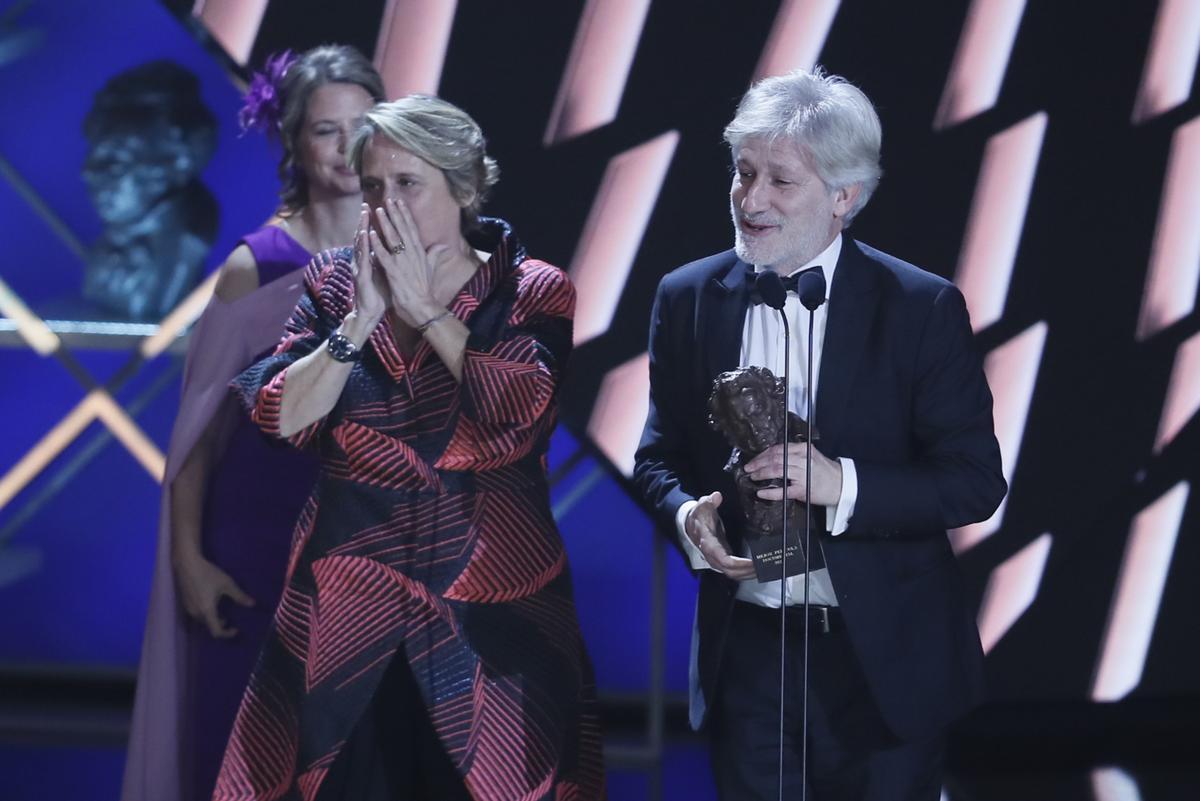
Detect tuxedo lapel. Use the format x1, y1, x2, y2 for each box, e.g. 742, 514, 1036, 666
703, 257, 753, 384
816, 239, 880, 452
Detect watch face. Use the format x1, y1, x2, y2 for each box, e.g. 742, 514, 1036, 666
328, 332, 361, 362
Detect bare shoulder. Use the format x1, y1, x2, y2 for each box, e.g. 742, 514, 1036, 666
213, 244, 261, 302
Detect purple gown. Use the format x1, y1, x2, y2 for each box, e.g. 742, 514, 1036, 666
122, 226, 320, 801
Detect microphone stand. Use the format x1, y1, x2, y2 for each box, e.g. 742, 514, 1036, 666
796, 268, 826, 801
800, 304, 816, 801
776, 306, 790, 801
776, 304, 818, 801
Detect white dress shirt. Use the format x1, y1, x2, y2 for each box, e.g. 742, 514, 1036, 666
675, 234, 859, 607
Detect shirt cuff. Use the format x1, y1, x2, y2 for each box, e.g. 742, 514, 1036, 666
827, 457, 858, 536
675, 500, 712, 570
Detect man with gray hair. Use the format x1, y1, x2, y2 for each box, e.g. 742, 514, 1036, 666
634, 68, 1006, 800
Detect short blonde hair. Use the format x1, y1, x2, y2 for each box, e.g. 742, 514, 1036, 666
349, 95, 500, 230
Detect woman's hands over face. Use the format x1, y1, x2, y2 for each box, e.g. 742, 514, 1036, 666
351, 204, 389, 324
369, 197, 449, 324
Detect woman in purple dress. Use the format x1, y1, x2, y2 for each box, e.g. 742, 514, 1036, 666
121, 46, 385, 801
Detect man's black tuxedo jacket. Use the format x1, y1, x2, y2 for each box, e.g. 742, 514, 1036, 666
633, 239, 1006, 742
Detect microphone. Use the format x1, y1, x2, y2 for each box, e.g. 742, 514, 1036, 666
754, 270, 787, 310
796, 268, 826, 311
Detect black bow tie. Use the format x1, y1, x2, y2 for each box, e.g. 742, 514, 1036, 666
781, 265, 824, 293
749, 265, 824, 305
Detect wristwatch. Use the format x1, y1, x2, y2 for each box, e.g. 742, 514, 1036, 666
326, 330, 363, 363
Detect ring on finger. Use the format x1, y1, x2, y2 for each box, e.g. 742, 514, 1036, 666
390, 240, 406, 255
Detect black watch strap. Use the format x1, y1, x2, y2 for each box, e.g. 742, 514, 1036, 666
327, 331, 363, 363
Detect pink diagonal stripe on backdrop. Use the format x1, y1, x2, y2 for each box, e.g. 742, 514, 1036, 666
1132, 0, 1200, 123
976, 532, 1051, 653
753, 0, 841, 81
1136, 115, 1200, 340
953, 112, 1047, 332
1092, 482, 1189, 701
587, 352, 649, 476
193, 0, 269, 66
1153, 331, 1200, 452
543, 0, 652, 146
1091, 767, 1144, 801
933, 0, 1028, 129
569, 131, 679, 344
374, 0, 458, 97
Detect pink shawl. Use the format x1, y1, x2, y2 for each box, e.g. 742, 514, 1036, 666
120, 268, 308, 801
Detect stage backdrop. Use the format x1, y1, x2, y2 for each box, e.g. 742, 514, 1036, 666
1, 0, 1197, 707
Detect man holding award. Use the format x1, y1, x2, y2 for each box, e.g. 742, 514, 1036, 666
633, 67, 1006, 801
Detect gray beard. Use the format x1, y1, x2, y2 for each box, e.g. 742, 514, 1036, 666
733, 226, 827, 273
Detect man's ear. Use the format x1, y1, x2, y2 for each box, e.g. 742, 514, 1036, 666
832, 183, 861, 219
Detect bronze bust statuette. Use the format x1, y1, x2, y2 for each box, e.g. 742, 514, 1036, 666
707, 366, 824, 581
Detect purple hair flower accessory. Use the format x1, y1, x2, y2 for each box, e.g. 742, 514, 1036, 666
238, 49, 298, 134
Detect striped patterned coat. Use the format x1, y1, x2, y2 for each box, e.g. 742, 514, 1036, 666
213, 219, 605, 800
